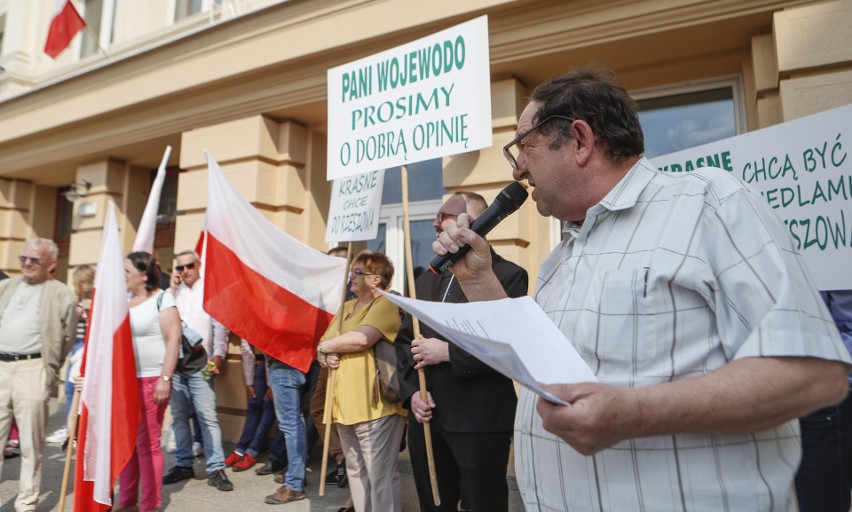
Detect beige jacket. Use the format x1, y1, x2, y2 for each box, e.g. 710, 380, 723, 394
0, 276, 77, 397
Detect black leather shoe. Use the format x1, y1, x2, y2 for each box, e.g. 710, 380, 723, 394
207, 469, 234, 491
273, 469, 284, 484
255, 460, 285, 476
336, 459, 348, 488
162, 465, 194, 485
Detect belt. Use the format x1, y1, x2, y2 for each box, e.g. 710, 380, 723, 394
0, 352, 41, 362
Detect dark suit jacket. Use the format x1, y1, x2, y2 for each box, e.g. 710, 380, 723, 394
396, 248, 528, 433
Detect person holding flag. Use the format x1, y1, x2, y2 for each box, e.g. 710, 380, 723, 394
112, 251, 181, 512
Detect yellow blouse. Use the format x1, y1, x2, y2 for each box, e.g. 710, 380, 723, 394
321, 295, 402, 425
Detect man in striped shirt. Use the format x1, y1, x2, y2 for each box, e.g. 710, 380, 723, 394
433, 67, 851, 511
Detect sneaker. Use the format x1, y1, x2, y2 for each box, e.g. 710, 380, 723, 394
208, 469, 234, 491
3, 447, 19, 459
47, 427, 69, 445
162, 465, 194, 485
264, 485, 305, 505
224, 451, 244, 467
192, 441, 204, 457
233, 453, 257, 472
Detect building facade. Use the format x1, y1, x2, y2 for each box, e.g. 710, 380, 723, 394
0, 0, 850, 438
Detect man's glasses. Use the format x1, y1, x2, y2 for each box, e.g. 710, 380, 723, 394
434, 212, 459, 223
503, 115, 575, 170
18, 256, 40, 265
175, 262, 197, 272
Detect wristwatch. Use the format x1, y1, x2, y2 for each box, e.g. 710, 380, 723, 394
317, 343, 326, 354
160, 374, 172, 382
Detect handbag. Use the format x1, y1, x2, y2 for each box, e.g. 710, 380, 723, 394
373, 339, 402, 404
156, 292, 208, 376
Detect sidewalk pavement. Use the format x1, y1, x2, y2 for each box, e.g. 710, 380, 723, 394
1, 402, 525, 511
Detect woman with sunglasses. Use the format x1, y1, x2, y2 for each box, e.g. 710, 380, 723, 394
315, 251, 404, 512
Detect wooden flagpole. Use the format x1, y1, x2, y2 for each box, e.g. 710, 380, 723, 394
58, 389, 81, 511
319, 242, 354, 496
401, 165, 441, 506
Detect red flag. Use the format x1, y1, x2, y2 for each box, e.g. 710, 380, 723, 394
44, 0, 86, 59
74, 202, 140, 511
203, 152, 346, 372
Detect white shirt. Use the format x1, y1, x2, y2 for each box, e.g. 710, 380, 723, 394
129, 291, 175, 378
170, 277, 228, 359
0, 282, 44, 354
516, 157, 851, 512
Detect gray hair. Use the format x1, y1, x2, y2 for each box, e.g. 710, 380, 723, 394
175, 249, 200, 261
25, 238, 59, 261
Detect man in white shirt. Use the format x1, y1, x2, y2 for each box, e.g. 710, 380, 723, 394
0, 238, 76, 511
433, 67, 851, 511
162, 250, 233, 491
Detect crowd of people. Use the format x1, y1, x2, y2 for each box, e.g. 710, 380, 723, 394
0, 67, 851, 512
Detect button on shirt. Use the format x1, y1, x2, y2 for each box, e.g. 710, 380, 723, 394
515, 157, 852, 512
171, 277, 228, 360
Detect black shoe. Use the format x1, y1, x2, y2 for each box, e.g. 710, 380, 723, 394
255, 460, 285, 476
207, 469, 234, 491
326, 458, 344, 484
273, 469, 284, 484
162, 465, 194, 485
336, 459, 348, 489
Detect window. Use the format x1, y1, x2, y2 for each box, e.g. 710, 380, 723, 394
173, 0, 221, 22
363, 159, 445, 293
79, 0, 115, 58
633, 78, 745, 158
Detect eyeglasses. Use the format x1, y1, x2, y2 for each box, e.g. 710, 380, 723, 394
502, 115, 575, 170
349, 269, 376, 279
434, 212, 459, 223
18, 256, 40, 265
175, 262, 197, 272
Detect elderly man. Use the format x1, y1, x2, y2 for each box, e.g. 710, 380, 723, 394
162, 250, 233, 491
433, 68, 851, 511
0, 238, 76, 511
398, 191, 528, 512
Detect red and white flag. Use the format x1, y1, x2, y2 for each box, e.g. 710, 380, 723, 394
74, 202, 140, 511
132, 146, 172, 253
44, 0, 86, 59
203, 152, 346, 372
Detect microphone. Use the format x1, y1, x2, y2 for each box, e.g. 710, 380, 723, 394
429, 181, 529, 274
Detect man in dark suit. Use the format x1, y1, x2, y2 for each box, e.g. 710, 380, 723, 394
396, 191, 528, 512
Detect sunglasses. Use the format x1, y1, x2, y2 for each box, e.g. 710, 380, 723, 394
18, 256, 41, 265
175, 262, 197, 272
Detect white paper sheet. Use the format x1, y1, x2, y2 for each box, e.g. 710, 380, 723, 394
380, 291, 597, 405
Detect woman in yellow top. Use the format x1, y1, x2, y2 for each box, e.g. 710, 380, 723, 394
317, 251, 404, 512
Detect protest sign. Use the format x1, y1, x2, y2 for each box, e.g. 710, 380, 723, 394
327, 16, 492, 180
651, 103, 852, 290
325, 169, 385, 243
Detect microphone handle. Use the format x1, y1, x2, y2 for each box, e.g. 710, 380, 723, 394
428, 208, 507, 274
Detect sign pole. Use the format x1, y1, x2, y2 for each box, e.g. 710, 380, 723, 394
58, 389, 81, 511
319, 242, 354, 497
401, 165, 441, 506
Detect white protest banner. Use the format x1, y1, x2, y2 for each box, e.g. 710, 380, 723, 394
651, 103, 852, 291
327, 16, 492, 181
325, 169, 385, 243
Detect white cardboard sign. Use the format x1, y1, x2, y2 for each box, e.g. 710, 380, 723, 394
327, 16, 492, 181
651, 103, 852, 291
325, 169, 385, 243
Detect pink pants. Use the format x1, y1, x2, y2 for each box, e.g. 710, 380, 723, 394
118, 377, 167, 510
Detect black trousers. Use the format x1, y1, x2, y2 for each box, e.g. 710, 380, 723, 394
407, 416, 512, 512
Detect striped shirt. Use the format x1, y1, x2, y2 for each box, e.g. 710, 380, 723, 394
515, 157, 851, 512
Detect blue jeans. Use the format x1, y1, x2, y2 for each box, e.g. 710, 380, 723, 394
268, 360, 307, 492
170, 372, 226, 473
236, 361, 276, 458
64, 339, 84, 413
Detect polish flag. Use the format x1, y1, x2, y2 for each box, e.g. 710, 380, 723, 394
74, 202, 140, 511
132, 146, 172, 253
44, 0, 86, 59
203, 152, 346, 372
